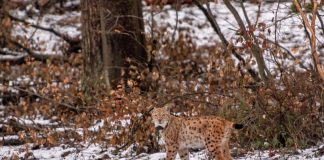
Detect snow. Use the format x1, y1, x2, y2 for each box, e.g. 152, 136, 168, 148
5, 116, 58, 126
1, 0, 324, 159
10, 5, 80, 56
0, 116, 323, 159
144, 1, 324, 72
0, 143, 323, 159
7, 0, 323, 69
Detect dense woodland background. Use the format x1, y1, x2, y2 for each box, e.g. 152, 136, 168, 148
0, 0, 323, 159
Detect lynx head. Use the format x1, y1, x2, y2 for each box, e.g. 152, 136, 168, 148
151, 103, 174, 130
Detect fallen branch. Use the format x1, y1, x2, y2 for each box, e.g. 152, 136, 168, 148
1, 119, 42, 131
0, 47, 65, 63
8, 14, 80, 46
10, 40, 66, 62
0, 48, 26, 63
0, 138, 26, 146
7, 14, 81, 54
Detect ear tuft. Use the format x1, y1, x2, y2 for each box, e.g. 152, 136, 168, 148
149, 107, 154, 113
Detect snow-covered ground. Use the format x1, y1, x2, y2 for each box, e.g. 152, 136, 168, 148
1, 143, 323, 159
7, 0, 324, 69
143, 1, 324, 72
1, 0, 324, 159
142, 145, 324, 160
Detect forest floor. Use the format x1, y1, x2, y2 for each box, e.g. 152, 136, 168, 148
1, 0, 324, 159
0, 142, 323, 159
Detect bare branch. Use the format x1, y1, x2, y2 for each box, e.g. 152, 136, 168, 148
223, 0, 271, 81
316, 9, 324, 35
0, 48, 26, 63
7, 13, 81, 54
293, 0, 324, 81
7, 14, 80, 46
262, 38, 308, 70
9, 39, 66, 62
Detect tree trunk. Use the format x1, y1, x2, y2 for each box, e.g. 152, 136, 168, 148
81, 0, 147, 94
0, 0, 11, 48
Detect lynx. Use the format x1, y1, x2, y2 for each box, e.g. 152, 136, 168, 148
151, 105, 243, 160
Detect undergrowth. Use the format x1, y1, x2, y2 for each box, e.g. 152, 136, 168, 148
0, 2, 323, 159
1, 30, 323, 157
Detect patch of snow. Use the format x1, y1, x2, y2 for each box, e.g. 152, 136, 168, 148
10, 7, 80, 55
0, 136, 323, 159
144, 1, 324, 72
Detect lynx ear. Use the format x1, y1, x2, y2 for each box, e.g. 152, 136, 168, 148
148, 106, 154, 113
164, 103, 175, 111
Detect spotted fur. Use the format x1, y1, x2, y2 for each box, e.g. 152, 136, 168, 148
151, 105, 243, 160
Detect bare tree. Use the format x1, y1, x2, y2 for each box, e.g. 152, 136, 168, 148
81, 0, 147, 93
192, 0, 261, 82
0, 0, 10, 49
293, 0, 324, 81
223, 0, 272, 82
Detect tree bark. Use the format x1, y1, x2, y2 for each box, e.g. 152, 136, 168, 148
81, 0, 147, 93
293, 0, 324, 81
0, 0, 11, 49
0, 0, 5, 48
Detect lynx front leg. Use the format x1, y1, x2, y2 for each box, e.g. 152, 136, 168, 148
223, 143, 233, 160
178, 148, 189, 160
207, 145, 225, 160
165, 145, 178, 160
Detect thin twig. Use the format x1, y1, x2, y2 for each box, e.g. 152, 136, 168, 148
316, 10, 324, 35
274, 0, 280, 46
12, 86, 85, 113
240, 0, 252, 27
254, 1, 262, 29
262, 37, 308, 70
172, 0, 180, 43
